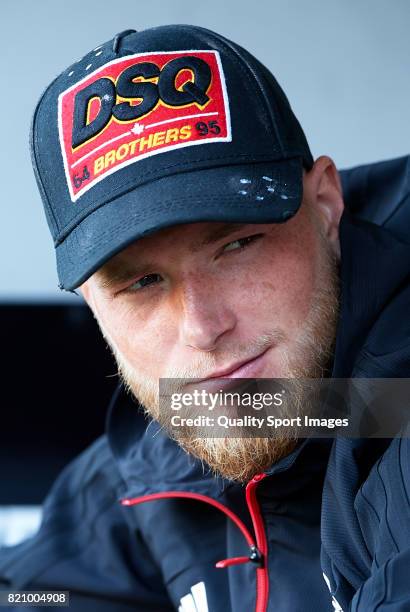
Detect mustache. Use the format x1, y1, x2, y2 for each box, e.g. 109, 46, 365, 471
161, 329, 286, 381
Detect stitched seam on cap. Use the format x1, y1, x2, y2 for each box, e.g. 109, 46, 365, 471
66, 196, 288, 267
55, 153, 279, 240
55, 152, 301, 243
30, 79, 61, 234
182, 26, 272, 133
62, 189, 294, 266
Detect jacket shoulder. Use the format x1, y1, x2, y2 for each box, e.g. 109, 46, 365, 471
340, 155, 410, 242
355, 433, 410, 562
347, 435, 410, 610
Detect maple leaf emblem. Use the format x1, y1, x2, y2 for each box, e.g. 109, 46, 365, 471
131, 122, 145, 135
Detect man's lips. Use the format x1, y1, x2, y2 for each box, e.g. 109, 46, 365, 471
197, 347, 271, 382
178, 348, 272, 396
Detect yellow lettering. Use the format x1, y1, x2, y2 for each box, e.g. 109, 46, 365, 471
94, 123, 195, 176
152, 130, 166, 147
165, 128, 179, 143
104, 149, 116, 168
129, 139, 139, 155
116, 143, 129, 160
94, 156, 105, 175
139, 133, 154, 151
179, 125, 192, 140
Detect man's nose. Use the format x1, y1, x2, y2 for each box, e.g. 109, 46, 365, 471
178, 276, 236, 351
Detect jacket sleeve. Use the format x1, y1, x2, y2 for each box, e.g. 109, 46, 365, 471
0, 435, 174, 612
350, 548, 410, 611
350, 431, 410, 611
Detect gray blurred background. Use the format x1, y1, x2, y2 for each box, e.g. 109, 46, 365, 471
1, 0, 410, 301
1, 0, 409, 546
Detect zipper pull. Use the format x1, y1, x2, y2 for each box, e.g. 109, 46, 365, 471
249, 473, 267, 485
249, 545, 264, 567
215, 545, 263, 569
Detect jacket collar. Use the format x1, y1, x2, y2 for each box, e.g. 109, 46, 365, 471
332, 208, 410, 377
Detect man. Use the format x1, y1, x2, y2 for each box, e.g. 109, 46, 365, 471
1, 24, 410, 611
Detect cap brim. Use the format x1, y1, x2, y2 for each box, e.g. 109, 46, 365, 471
57, 158, 303, 290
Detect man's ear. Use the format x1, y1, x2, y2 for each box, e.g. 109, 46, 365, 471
303, 155, 344, 259
79, 280, 94, 310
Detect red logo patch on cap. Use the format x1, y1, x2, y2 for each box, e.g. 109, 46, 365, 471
58, 50, 231, 201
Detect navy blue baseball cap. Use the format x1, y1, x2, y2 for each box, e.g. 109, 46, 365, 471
30, 25, 313, 291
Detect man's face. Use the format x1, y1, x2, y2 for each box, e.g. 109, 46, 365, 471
81, 158, 343, 482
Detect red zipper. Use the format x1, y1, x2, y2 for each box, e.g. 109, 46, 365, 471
121, 490, 255, 546
246, 474, 269, 612
121, 479, 269, 612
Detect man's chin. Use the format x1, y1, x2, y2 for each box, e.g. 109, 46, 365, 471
175, 435, 298, 483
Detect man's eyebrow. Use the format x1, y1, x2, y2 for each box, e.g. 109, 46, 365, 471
189, 223, 249, 253
95, 223, 251, 288
95, 261, 157, 289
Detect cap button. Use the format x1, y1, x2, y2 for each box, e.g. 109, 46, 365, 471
112, 29, 137, 54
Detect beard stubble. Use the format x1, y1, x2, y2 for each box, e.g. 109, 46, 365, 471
98, 227, 340, 483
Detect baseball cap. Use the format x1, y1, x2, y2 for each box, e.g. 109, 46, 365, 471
30, 25, 313, 291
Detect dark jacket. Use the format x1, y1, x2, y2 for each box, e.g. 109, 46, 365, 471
1, 156, 410, 612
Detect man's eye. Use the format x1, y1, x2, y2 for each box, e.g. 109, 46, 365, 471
222, 234, 262, 253
128, 273, 162, 292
